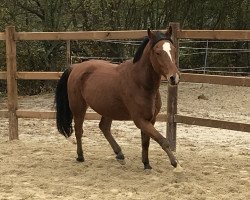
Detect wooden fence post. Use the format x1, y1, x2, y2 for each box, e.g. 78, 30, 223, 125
66, 40, 71, 67
166, 22, 180, 151
6, 26, 18, 140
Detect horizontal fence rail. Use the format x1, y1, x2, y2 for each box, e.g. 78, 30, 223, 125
180, 73, 250, 87
0, 72, 7, 79
1, 109, 249, 133
0, 110, 167, 121
16, 72, 62, 80
1, 30, 250, 41
178, 30, 250, 40
175, 115, 250, 133
2, 109, 249, 132
1, 71, 250, 87
16, 30, 149, 40
0, 33, 5, 40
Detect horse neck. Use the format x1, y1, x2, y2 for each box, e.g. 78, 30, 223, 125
133, 45, 161, 92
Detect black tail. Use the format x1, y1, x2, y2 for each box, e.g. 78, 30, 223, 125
55, 68, 73, 137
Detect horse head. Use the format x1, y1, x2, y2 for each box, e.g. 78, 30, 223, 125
148, 27, 180, 85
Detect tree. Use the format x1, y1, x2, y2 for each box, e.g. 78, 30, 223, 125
0, 0, 248, 94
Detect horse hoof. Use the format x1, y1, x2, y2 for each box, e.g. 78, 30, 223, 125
115, 152, 125, 165
117, 158, 126, 165
116, 152, 125, 160
76, 157, 85, 162
171, 160, 178, 168
144, 164, 152, 170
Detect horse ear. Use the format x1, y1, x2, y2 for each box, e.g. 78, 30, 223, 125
147, 28, 156, 43
166, 26, 172, 37
147, 28, 153, 39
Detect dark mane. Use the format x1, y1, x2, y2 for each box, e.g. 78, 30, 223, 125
154, 31, 173, 46
133, 37, 149, 63
133, 31, 173, 63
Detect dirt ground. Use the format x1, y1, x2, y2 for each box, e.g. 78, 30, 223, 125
0, 82, 249, 200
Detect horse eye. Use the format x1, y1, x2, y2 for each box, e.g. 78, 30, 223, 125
155, 51, 161, 56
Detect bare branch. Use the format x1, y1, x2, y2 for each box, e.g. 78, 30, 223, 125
16, 0, 44, 20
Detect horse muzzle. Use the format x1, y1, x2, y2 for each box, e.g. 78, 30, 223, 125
166, 73, 180, 85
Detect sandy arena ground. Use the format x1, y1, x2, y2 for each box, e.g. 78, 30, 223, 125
0, 82, 249, 200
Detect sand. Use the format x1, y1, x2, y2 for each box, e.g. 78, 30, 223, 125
0, 82, 249, 200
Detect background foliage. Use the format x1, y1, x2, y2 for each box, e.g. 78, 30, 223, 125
0, 0, 249, 94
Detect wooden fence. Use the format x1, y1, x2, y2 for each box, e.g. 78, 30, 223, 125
0, 23, 250, 151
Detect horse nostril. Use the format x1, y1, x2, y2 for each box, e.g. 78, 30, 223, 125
170, 76, 175, 84
169, 74, 180, 85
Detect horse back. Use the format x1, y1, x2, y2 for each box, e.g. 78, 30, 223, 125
69, 60, 119, 88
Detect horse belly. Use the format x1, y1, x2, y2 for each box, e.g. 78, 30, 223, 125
88, 96, 131, 120
93, 103, 131, 120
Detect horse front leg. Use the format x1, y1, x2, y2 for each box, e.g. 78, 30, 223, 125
135, 119, 179, 168
141, 115, 160, 170
141, 131, 152, 169
99, 116, 125, 164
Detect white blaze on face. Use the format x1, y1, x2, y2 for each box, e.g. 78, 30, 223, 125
175, 73, 180, 84
162, 42, 173, 62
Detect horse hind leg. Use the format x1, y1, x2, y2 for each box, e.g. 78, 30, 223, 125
71, 99, 88, 162
74, 115, 85, 162
99, 116, 125, 165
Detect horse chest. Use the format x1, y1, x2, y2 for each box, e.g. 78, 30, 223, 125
126, 91, 157, 121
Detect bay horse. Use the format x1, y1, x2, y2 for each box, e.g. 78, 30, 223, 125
55, 27, 181, 170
